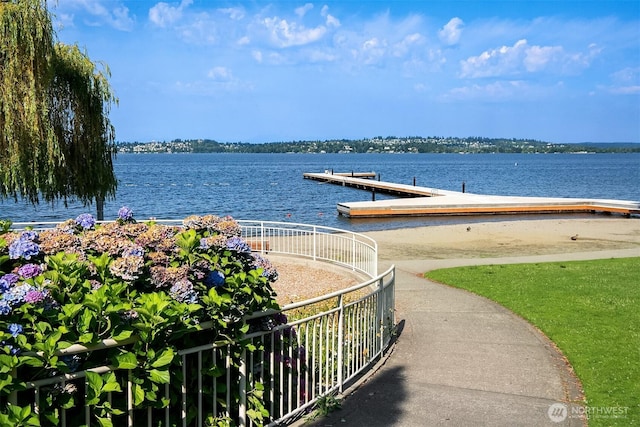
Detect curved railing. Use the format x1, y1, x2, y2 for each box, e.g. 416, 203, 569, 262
6, 221, 396, 426
238, 220, 378, 278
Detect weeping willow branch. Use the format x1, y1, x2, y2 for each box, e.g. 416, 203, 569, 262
0, 0, 118, 211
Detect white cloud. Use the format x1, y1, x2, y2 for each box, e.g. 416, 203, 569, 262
438, 17, 463, 46
262, 16, 328, 47
321, 5, 340, 28
53, 0, 135, 31
393, 33, 424, 57
149, 0, 193, 28
207, 66, 233, 81
443, 80, 532, 101
563, 43, 602, 73
177, 14, 218, 45
523, 45, 563, 71
459, 35, 606, 79
295, 3, 314, 18
219, 7, 245, 21
252, 50, 263, 63
357, 37, 387, 65
606, 67, 640, 94
460, 39, 571, 78
308, 49, 339, 63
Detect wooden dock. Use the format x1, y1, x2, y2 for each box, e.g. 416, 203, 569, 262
303, 172, 445, 197
304, 172, 640, 217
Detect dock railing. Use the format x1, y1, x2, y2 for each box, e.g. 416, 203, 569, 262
6, 220, 395, 427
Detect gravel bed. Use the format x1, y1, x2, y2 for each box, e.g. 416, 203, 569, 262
267, 255, 364, 306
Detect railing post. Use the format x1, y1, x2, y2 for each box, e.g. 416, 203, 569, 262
351, 234, 356, 271
337, 294, 345, 392
312, 226, 317, 261
239, 348, 247, 427
378, 277, 385, 354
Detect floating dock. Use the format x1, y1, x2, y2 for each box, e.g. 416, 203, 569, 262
303, 172, 640, 217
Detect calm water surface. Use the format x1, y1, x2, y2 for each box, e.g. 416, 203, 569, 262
2, 153, 638, 232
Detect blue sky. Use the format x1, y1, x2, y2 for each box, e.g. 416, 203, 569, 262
50, 1, 639, 144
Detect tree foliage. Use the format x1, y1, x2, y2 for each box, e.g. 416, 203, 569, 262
0, 0, 118, 209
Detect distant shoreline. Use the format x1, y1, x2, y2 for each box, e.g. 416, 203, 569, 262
115, 137, 640, 155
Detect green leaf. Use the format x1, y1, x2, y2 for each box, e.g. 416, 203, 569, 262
78, 332, 95, 344
96, 416, 113, 427
18, 355, 44, 367
0, 354, 18, 372
85, 371, 103, 405
101, 372, 122, 393
150, 348, 174, 368
111, 328, 134, 341
132, 383, 145, 406
149, 369, 170, 384
113, 352, 137, 370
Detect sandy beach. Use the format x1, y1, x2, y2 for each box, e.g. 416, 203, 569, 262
364, 217, 640, 261
270, 217, 640, 305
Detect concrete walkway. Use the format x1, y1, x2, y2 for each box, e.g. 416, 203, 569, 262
304, 248, 639, 427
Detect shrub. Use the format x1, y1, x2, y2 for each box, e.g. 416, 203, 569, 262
0, 209, 281, 426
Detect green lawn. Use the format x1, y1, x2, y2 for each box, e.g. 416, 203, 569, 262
425, 257, 640, 427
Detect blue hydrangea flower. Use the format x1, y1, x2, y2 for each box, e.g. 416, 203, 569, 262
225, 236, 252, 253
1, 342, 20, 356
8, 238, 40, 260
61, 355, 81, 372
122, 245, 144, 257
0, 274, 19, 293
0, 300, 11, 315
118, 206, 134, 222
205, 270, 225, 288
75, 213, 96, 229
20, 230, 39, 242
7, 323, 23, 338
2, 283, 35, 308
169, 279, 198, 304
199, 238, 209, 249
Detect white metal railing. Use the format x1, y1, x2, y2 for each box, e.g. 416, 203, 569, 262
5, 221, 395, 426
237, 220, 378, 278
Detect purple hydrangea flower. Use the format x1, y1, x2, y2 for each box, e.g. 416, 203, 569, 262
24, 289, 47, 304
118, 206, 134, 222
18, 263, 43, 279
225, 236, 252, 253
7, 323, 23, 338
0, 274, 19, 292
205, 270, 225, 288
252, 254, 279, 281
75, 213, 96, 230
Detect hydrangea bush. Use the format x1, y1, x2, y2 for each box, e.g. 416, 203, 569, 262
0, 209, 282, 426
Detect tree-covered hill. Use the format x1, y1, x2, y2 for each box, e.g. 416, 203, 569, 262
116, 136, 640, 154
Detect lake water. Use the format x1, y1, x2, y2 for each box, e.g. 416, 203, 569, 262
1, 153, 638, 232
